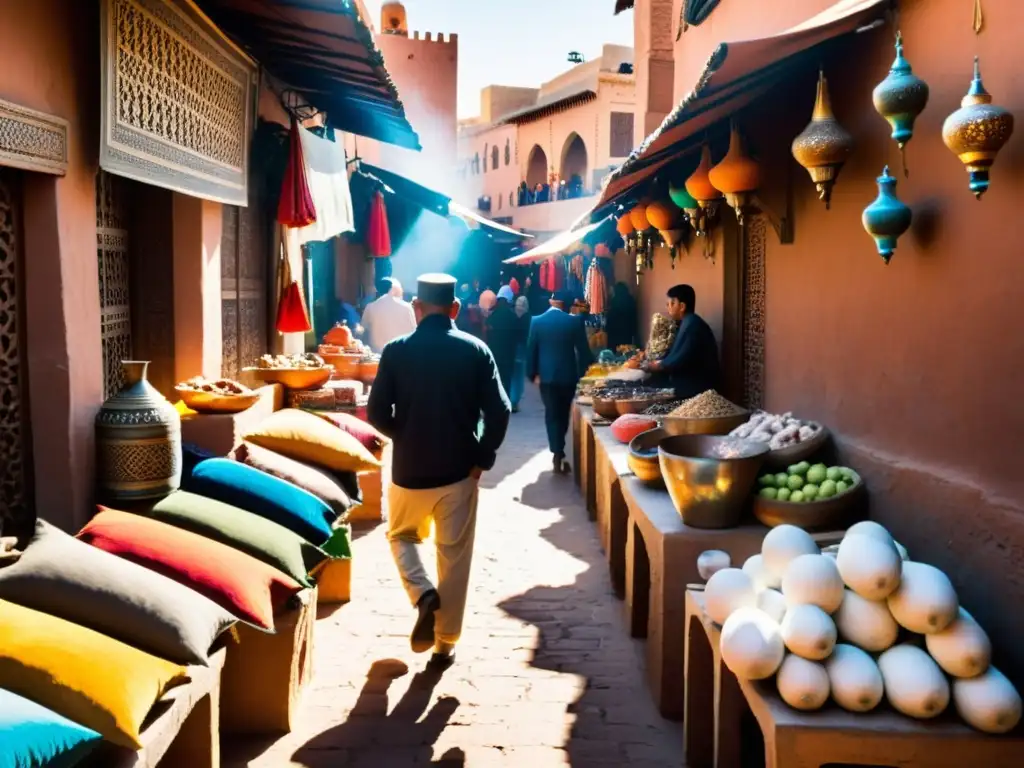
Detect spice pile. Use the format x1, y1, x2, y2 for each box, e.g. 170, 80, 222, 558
730, 411, 823, 450
668, 390, 744, 419
257, 353, 326, 370
176, 376, 252, 395
643, 400, 683, 416
646, 314, 678, 360
596, 384, 675, 402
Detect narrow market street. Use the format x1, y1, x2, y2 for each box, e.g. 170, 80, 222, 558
224, 386, 682, 767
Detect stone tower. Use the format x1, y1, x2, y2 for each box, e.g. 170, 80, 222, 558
380, 2, 408, 36
632, 0, 675, 139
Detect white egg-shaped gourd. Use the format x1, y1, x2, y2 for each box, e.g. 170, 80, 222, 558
757, 588, 787, 624
844, 520, 894, 545
777, 654, 830, 711
720, 607, 785, 681
697, 550, 732, 581
782, 554, 844, 614
826, 644, 884, 712
704, 568, 757, 625
762, 525, 818, 585
833, 589, 898, 652
925, 608, 992, 678
742, 554, 777, 590
836, 534, 902, 600
780, 604, 836, 661
953, 666, 1023, 734
877, 644, 950, 719
886, 561, 959, 634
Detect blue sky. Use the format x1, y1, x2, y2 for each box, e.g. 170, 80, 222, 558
361, 0, 634, 118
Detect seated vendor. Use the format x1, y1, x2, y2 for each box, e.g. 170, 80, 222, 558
644, 284, 721, 399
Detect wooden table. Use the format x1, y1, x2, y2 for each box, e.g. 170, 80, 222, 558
591, 421, 633, 598
575, 404, 599, 521
684, 590, 1024, 768
621, 477, 768, 719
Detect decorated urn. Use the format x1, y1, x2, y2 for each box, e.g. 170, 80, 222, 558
862, 166, 912, 264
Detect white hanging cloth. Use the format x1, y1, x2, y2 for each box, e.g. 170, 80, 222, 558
294, 127, 355, 244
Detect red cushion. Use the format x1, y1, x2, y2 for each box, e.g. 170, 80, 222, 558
78, 508, 302, 631
314, 411, 388, 458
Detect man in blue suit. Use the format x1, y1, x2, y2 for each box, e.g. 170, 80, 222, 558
526, 290, 594, 474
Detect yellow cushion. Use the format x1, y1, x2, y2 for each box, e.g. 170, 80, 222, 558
0, 599, 188, 749
243, 408, 382, 474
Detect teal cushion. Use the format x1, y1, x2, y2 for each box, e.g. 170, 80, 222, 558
183, 458, 334, 544
0, 688, 102, 768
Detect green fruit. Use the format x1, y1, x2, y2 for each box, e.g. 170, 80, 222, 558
786, 475, 805, 491
835, 480, 849, 495
788, 461, 811, 476
826, 467, 843, 482
759, 487, 778, 499
818, 479, 837, 499
802, 484, 819, 501
775, 473, 789, 488
789, 490, 805, 503
839, 467, 856, 482
776, 488, 792, 502
807, 464, 828, 484
759, 474, 776, 488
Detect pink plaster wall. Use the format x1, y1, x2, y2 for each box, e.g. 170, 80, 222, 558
172, 195, 223, 383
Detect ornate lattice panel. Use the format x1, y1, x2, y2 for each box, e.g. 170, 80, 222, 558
99, 0, 257, 205
97, 170, 133, 400
0, 97, 69, 175
742, 215, 767, 410
0, 169, 32, 533
221, 193, 268, 378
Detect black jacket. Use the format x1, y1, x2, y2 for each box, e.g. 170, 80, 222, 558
367, 314, 511, 489
659, 312, 721, 399
485, 302, 526, 381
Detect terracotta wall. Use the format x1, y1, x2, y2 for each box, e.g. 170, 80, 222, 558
638, 0, 1024, 683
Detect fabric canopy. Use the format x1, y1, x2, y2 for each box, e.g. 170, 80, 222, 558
578, 0, 891, 225
360, 163, 531, 239
196, 0, 420, 150
504, 219, 609, 264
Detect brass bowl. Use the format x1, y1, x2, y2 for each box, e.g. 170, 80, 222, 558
660, 410, 750, 437
591, 395, 621, 419
615, 394, 675, 416
174, 387, 261, 414
762, 427, 831, 471
627, 427, 669, 486
244, 366, 333, 391
753, 472, 867, 531
319, 353, 361, 380
658, 435, 769, 529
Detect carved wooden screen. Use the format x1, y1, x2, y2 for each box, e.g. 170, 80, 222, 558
0, 169, 33, 534
97, 169, 133, 399
741, 216, 767, 409
221, 194, 268, 378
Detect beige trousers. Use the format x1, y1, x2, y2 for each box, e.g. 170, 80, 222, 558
387, 476, 479, 647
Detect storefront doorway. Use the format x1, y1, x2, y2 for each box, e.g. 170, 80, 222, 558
0, 168, 34, 535
221, 185, 270, 379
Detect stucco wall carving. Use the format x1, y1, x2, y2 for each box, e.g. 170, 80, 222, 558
742, 215, 767, 410
0, 98, 69, 175
97, 170, 133, 400
100, 0, 256, 206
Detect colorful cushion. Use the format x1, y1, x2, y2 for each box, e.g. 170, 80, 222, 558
0, 520, 235, 666
183, 458, 335, 545
149, 491, 327, 587
79, 509, 302, 631
0, 688, 102, 768
231, 442, 355, 518
243, 408, 381, 474
0, 599, 187, 749
314, 411, 389, 458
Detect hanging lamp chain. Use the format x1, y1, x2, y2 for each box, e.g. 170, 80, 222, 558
973, 0, 984, 34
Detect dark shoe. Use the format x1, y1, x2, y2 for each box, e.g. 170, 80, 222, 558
411, 590, 440, 653
552, 453, 564, 474
511, 405, 520, 413
559, 459, 572, 475
427, 650, 456, 672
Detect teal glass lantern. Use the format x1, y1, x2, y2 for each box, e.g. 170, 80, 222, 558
668, 182, 700, 230
872, 32, 929, 151
862, 166, 912, 264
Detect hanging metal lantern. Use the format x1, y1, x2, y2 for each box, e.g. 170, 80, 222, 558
861, 165, 912, 264
668, 182, 700, 232
629, 204, 650, 232
685, 145, 722, 235
708, 122, 761, 225
942, 56, 1015, 200
616, 213, 635, 248
791, 70, 854, 209
872, 32, 929, 156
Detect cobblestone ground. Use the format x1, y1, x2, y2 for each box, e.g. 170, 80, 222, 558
224, 386, 682, 767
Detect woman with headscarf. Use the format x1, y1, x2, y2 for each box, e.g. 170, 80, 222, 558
509, 295, 531, 412
485, 286, 522, 404
605, 281, 638, 351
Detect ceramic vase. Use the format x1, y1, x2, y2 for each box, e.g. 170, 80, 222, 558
862, 166, 912, 264
95, 361, 182, 503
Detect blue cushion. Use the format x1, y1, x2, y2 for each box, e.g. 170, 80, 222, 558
184, 458, 335, 545
0, 688, 102, 768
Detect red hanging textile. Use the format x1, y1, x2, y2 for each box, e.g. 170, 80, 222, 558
366, 190, 392, 257
277, 117, 317, 228
509, 277, 520, 296
275, 240, 312, 334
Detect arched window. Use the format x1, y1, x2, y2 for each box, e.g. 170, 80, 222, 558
483, 144, 488, 173
491, 145, 499, 170
504, 139, 511, 166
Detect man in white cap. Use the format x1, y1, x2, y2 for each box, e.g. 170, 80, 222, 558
367, 273, 511, 670
484, 285, 523, 409
361, 277, 416, 352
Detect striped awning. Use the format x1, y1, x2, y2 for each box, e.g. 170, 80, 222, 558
196, 0, 421, 150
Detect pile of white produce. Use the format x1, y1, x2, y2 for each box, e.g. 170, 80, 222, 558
701, 522, 1022, 733
729, 410, 823, 451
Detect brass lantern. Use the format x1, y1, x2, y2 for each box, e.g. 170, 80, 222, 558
684, 145, 722, 235
791, 70, 854, 209
942, 57, 1015, 200
872, 32, 929, 154
708, 122, 761, 224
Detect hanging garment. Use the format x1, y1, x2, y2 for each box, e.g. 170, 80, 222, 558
275, 229, 312, 334
584, 258, 608, 315
366, 191, 392, 257
294, 126, 355, 244
277, 117, 317, 228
